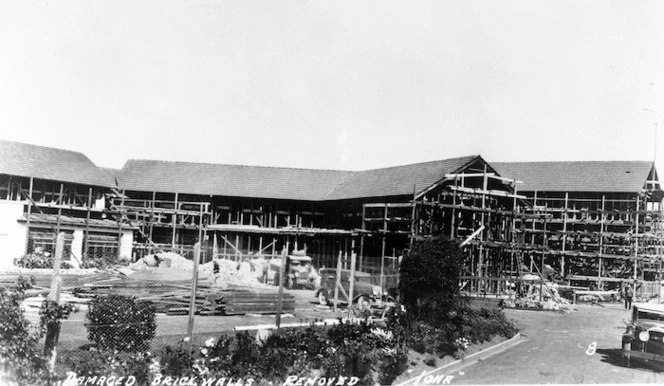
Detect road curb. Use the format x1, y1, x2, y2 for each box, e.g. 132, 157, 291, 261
396, 332, 526, 385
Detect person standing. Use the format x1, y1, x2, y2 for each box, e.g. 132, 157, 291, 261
624, 284, 634, 310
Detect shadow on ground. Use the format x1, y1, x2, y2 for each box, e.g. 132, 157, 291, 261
597, 348, 664, 373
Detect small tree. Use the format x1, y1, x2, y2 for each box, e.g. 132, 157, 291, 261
87, 295, 156, 352
399, 236, 464, 325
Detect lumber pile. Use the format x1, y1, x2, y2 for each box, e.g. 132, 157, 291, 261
5, 252, 295, 316
222, 290, 296, 315
70, 272, 295, 316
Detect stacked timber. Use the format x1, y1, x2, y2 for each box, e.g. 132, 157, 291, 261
5, 267, 296, 316
222, 290, 296, 315
70, 273, 295, 316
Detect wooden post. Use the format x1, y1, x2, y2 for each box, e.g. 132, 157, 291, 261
84, 188, 92, 261
359, 234, 365, 272
24, 177, 34, 255
451, 177, 458, 238
187, 214, 204, 354
275, 244, 288, 328
598, 195, 605, 290
361, 204, 366, 271
333, 250, 343, 313
117, 189, 125, 260
56, 184, 64, 242
410, 184, 417, 246
635, 196, 640, 285
347, 252, 357, 319
380, 205, 387, 290
478, 167, 488, 294
172, 192, 179, 248
561, 192, 568, 277
213, 231, 218, 259
44, 233, 64, 357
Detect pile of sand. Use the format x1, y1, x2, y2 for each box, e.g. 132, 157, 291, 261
127, 253, 271, 288
201, 258, 270, 288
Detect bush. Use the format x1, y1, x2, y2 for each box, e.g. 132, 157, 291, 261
87, 295, 156, 352
15, 253, 73, 269
460, 306, 518, 344
0, 277, 50, 386
57, 348, 152, 385
157, 319, 410, 385
81, 255, 130, 269
399, 236, 464, 325
385, 300, 517, 362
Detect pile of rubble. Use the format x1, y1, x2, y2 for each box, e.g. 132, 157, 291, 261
128, 252, 270, 288
503, 277, 570, 311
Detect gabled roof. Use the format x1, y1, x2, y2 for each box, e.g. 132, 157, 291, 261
117, 160, 355, 201
99, 167, 121, 187
0, 140, 113, 188
117, 155, 486, 201
492, 161, 656, 193
324, 155, 483, 200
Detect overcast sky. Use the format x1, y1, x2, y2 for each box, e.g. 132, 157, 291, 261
1, 1, 663, 173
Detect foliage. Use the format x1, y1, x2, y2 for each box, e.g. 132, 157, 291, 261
81, 255, 130, 269
159, 340, 195, 377
153, 319, 409, 385
87, 295, 156, 352
39, 300, 77, 334
57, 347, 152, 385
15, 253, 73, 269
458, 306, 518, 344
0, 277, 49, 385
399, 236, 464, 325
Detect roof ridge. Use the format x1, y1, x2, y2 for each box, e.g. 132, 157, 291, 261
320, 170, 363, 200
354, 154, 481, 173
124, 158, 356, 174
321, 155, 482, 200
493, 160, 653, 164
124, 154, 481, 174
0, 138, 89, 158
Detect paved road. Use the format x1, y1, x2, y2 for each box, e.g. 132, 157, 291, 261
451, 304, 664, 384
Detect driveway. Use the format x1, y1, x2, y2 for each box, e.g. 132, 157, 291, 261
451, 304, 664, 384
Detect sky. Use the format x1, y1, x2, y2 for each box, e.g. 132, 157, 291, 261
1, 1, 663, 173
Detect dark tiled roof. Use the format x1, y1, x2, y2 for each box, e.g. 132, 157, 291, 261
99, 167, 121, 187
0, 140, 113, 187
117, 160, 356, 201
117, 155, 484, 201
324, 155, 482, 200
492, 161, 655, 193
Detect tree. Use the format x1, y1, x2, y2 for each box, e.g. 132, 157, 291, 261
399, 236, 464, 325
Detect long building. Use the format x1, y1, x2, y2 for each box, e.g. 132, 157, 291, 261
0, 139, 661, 298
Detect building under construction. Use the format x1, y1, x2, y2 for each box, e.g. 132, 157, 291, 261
0, 139, 662, 300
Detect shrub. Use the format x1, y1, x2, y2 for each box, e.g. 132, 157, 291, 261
399, 236, 464, 325
15, 253, 73, 269
57, 347, 152, 385
82, 255, 130, 269
159, 341, 195, 377
171, 320, 410, 385
460, 306, 518, 344
86, 295, 156, 352
0, 277, 50, 386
